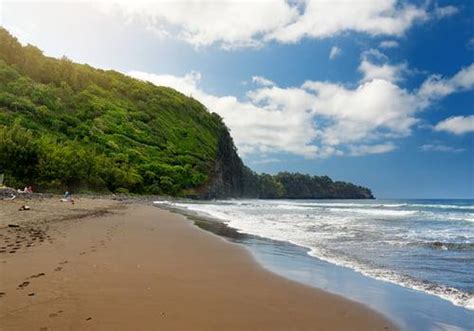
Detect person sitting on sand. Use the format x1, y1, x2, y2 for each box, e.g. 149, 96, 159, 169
61, 191, 75, 204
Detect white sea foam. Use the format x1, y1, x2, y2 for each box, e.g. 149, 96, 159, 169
153, 200, 173, 205
410, 204, 474, 210
327, 207, 417, 217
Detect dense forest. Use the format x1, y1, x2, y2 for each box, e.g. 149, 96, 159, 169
0, 28, 373, 199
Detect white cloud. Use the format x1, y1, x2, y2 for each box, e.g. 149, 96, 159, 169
95, 0, 450, 49
349, 143, 397, 156
302, 79, 419, 146
418, 64, 474, 99
268, 0, 428, 43
434, 115, 474, 135
329, 46, 341, 60
420, 144, 465, 153
248, 158, 281, 165
129, 61, 474, 159
434, 5, 459, 19
358, 49, 408, 83
358, 60, 407, 83
98, 0, 298, 49
252, 76, 275, 87
379, 40, 399, 48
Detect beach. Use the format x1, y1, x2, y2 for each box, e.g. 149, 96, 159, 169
0, 198, 396, 330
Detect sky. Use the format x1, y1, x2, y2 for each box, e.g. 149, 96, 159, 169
1, 0, 473, 198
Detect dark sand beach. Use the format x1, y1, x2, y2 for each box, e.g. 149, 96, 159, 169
0, 198, 397, 330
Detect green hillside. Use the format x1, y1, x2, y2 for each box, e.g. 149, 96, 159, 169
0, 27, 373, 199
0, 27, 228, 195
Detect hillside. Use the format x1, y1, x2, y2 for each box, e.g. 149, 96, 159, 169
0, 28, 373, 199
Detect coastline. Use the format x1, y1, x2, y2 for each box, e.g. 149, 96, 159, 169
167, 200, 474, 331
0, 198, 396, 330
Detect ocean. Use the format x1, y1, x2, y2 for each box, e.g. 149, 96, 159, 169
155, 199, 474, 330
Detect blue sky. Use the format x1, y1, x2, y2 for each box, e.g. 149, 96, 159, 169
1, 0, 473, 198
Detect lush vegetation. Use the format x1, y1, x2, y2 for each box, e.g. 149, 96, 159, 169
0, 27, 373, 199
0, 27, 226, 195
250, 171, 374, 199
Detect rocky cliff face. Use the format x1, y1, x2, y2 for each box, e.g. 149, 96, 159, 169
196, 124, 374, 200
195, 125, 248, 199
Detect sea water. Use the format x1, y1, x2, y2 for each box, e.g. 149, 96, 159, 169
155, 199, 474, 330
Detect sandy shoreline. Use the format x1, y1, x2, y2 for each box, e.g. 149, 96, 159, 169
0, 198, 397, 330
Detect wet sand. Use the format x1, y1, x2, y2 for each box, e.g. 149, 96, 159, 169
0, 200, 398, 330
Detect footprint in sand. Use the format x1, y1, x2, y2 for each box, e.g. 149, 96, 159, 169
49, 310, 64, 318
54, 266, 62, 272
0, 292, 6, 298
17, 281, 30, 289
30, 273, 45, 279
79, 252, 86, 256
28, 292, 35, 296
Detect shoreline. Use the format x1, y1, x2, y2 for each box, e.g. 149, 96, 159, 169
0, 198, 396, 330
165, 200, 474, 331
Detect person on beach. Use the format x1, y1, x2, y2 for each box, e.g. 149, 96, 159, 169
61, 191, 75, 204
17, 186, 33, 193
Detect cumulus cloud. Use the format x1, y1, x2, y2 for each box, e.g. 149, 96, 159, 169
358, 61, 406, 83
129, 61, 474, 159
420, 144, 465, 153
97, 0, 298, 49
95, 0, 451, 49
252, 76, 275, 87
358, 49, 408, 83
268, 0, 428, 43
418, 64, 474, 101
379, 40, 399, 48
434, 115, 474, 135
329, 46, 341, 60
